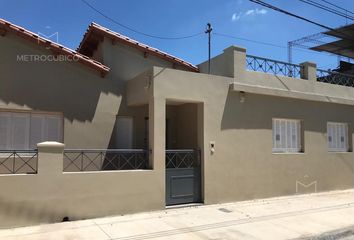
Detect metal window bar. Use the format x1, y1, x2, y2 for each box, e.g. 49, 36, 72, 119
317, 69, 354, 87
165, 149, 200, 169
63, 149, 148, 172
246, 55, 302, 79
0, 150, 38, 174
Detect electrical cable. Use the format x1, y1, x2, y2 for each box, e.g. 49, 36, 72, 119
319, 0, 354, 15
80, 0, 204, 40
214, 32, 333, 57
297, 0, 354, 20
248, 0, 354, 41
80, 0, 349, 65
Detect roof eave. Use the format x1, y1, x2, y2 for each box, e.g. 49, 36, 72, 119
78, 23, 199, 73
0, 19, 110, 77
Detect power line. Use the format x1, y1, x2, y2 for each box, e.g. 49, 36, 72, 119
214, 32, 287, 49
297, 0, 354, 20
299, 0, 354, 20
80, 0, 203, 40
249, 0, 336, 31
250, 0, 334, 31
80, 0, 346, 63
249, 0, 354, 42
214, 32, 333, 57
319, 0, 354, 15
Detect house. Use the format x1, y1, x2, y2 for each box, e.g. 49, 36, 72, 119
0, 18, 353, 228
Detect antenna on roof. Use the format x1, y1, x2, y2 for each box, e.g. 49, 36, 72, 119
205, 23, 213, 74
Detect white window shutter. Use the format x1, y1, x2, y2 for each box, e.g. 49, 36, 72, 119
286, 121, 292, 150
0, 112, 11, 149
30, 114, 46, 148
335, 124, 339, 149
344, 124, 349, 151
273, 119, 302, 153
12, 113, 30, 149
290, 121, 295, 149
327, 123, 333, 150
339, 124, 344, 150
0, 111, 63, 150
273, 119, 281, 151
280, 120, 286, 150
327, 122, 349, 152
46, 115, 62, 142
331, 124, 335, 150
272, 120, 275, 149
276, 119, 281, 149
294, 121, 299, 151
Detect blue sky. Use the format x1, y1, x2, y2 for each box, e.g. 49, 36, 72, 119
0, 0, 353, 69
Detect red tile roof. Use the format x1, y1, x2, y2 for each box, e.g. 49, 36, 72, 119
78, 23, 199, 72
0, 19, 110, 76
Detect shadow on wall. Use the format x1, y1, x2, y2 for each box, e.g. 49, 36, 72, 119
0, 196, 69, 226
107, 95, 149, 149
0, 35, 122, 122
0, 61, 121, 122
221, 91, 354, 133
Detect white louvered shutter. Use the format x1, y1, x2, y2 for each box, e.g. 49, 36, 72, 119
12, 113, 30, 149
327, 122, 349, 152
46, 115, 62, 141
280, 120, 286, 151
273, 119, 301, 153
286, 120, 291, 150
272, 119, 278, 150
0, 112, 11, 149
297, 121, 301, 150
30, 114, 46, 148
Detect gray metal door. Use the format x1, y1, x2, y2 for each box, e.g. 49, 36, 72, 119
165, 149, 201, 206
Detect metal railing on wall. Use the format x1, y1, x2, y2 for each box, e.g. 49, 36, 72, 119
246, 55, 302, 79
316, 69, 354, 87
0, 150, 38, 174
165, 149, 200, 169
63, 149, 148, 172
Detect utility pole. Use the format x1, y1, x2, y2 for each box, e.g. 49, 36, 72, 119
205, 23, 212, 74
287, 42, 293, 64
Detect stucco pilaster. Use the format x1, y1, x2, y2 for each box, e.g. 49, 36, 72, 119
148, 96, 165, 172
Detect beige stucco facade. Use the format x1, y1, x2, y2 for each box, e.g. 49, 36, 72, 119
0, 24, 353, 228
0, 33, 119, 149
127, 61, 354, 203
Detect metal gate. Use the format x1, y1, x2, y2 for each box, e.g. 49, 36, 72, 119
165, 149, 201, 206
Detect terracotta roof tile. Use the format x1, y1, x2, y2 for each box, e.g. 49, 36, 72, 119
0, 18, 110, 76
78, 23, 199, 72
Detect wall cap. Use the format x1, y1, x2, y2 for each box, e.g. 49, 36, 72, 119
223, 45, 246, 53
37, 141, 65, 148
300, 61, 317, 68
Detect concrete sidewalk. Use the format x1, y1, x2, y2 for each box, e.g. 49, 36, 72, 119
0, 190, 353, 240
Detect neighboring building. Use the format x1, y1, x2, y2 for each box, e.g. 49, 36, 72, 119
0, 18, 353, 228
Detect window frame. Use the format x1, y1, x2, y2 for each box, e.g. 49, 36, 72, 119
0, 109, 64, 150
327, 122, 350, 153
272, 118, 303, 153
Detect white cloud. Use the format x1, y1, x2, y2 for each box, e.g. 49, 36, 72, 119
256, 8, 267, 14
231, 12, 242, 21
245, 8, 267, 16
245, 9, 255, 15
232, 8, 267, 22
